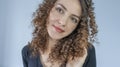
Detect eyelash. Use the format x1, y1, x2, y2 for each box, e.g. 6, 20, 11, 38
55, 7, 64, 14
71, 17, 78, 23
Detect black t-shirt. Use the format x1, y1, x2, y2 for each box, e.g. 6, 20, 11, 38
22, 45, 96, 67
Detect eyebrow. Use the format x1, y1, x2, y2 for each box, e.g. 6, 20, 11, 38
57, 3, 67, 11
57, 3, 81, 19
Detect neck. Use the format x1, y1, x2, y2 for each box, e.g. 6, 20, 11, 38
45, 38, 58, 54
48, 38, 58, 48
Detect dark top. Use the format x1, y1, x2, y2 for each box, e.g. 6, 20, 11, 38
22, 45, 96, 67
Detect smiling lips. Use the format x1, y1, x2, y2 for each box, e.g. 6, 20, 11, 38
53, 25, 65, 33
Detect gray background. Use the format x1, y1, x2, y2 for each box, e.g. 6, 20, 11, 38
0, 0, 120, 67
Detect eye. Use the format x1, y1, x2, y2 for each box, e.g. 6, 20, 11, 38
71, 17, 78, 23
55, 7, 64, 14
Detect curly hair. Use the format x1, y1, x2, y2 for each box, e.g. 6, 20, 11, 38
29, 0, 98, 64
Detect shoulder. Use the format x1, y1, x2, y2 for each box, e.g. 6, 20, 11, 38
22, 44, 30, 58
22, 43, 39, 58
22, 43, 42, 67
21, 42, 33, 59
83, 44, 96, 67
22, 44, 29, 54
87, 44, 96, 56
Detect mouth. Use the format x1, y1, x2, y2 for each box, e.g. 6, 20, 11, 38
53, 25, 65, 33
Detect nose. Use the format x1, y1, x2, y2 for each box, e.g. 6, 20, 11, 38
58, 15, 68, 27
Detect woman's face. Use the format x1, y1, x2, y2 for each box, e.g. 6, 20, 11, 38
47, 0, 82, 40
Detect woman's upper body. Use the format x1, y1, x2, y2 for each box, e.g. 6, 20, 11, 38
22, 44, 96, 67
22, 0, 98, 67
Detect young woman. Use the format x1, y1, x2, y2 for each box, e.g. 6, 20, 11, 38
22, 0, 98, 67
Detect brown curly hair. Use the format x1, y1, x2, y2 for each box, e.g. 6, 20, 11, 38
29, 0, 98, 64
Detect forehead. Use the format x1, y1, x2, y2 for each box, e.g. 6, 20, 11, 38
55, 0, 82, 16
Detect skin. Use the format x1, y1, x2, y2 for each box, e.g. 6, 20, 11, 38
47, 0, 82, 41
40, 0, 87, 67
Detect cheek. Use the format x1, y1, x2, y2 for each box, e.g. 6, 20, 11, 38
48, 14, 56, 24
66, 25, 76, 34
67, 22, 79, 32
49, 9, 61, 22
47, 14, 54, 25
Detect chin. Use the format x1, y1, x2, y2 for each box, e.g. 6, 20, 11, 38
50, 36, 63, 40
